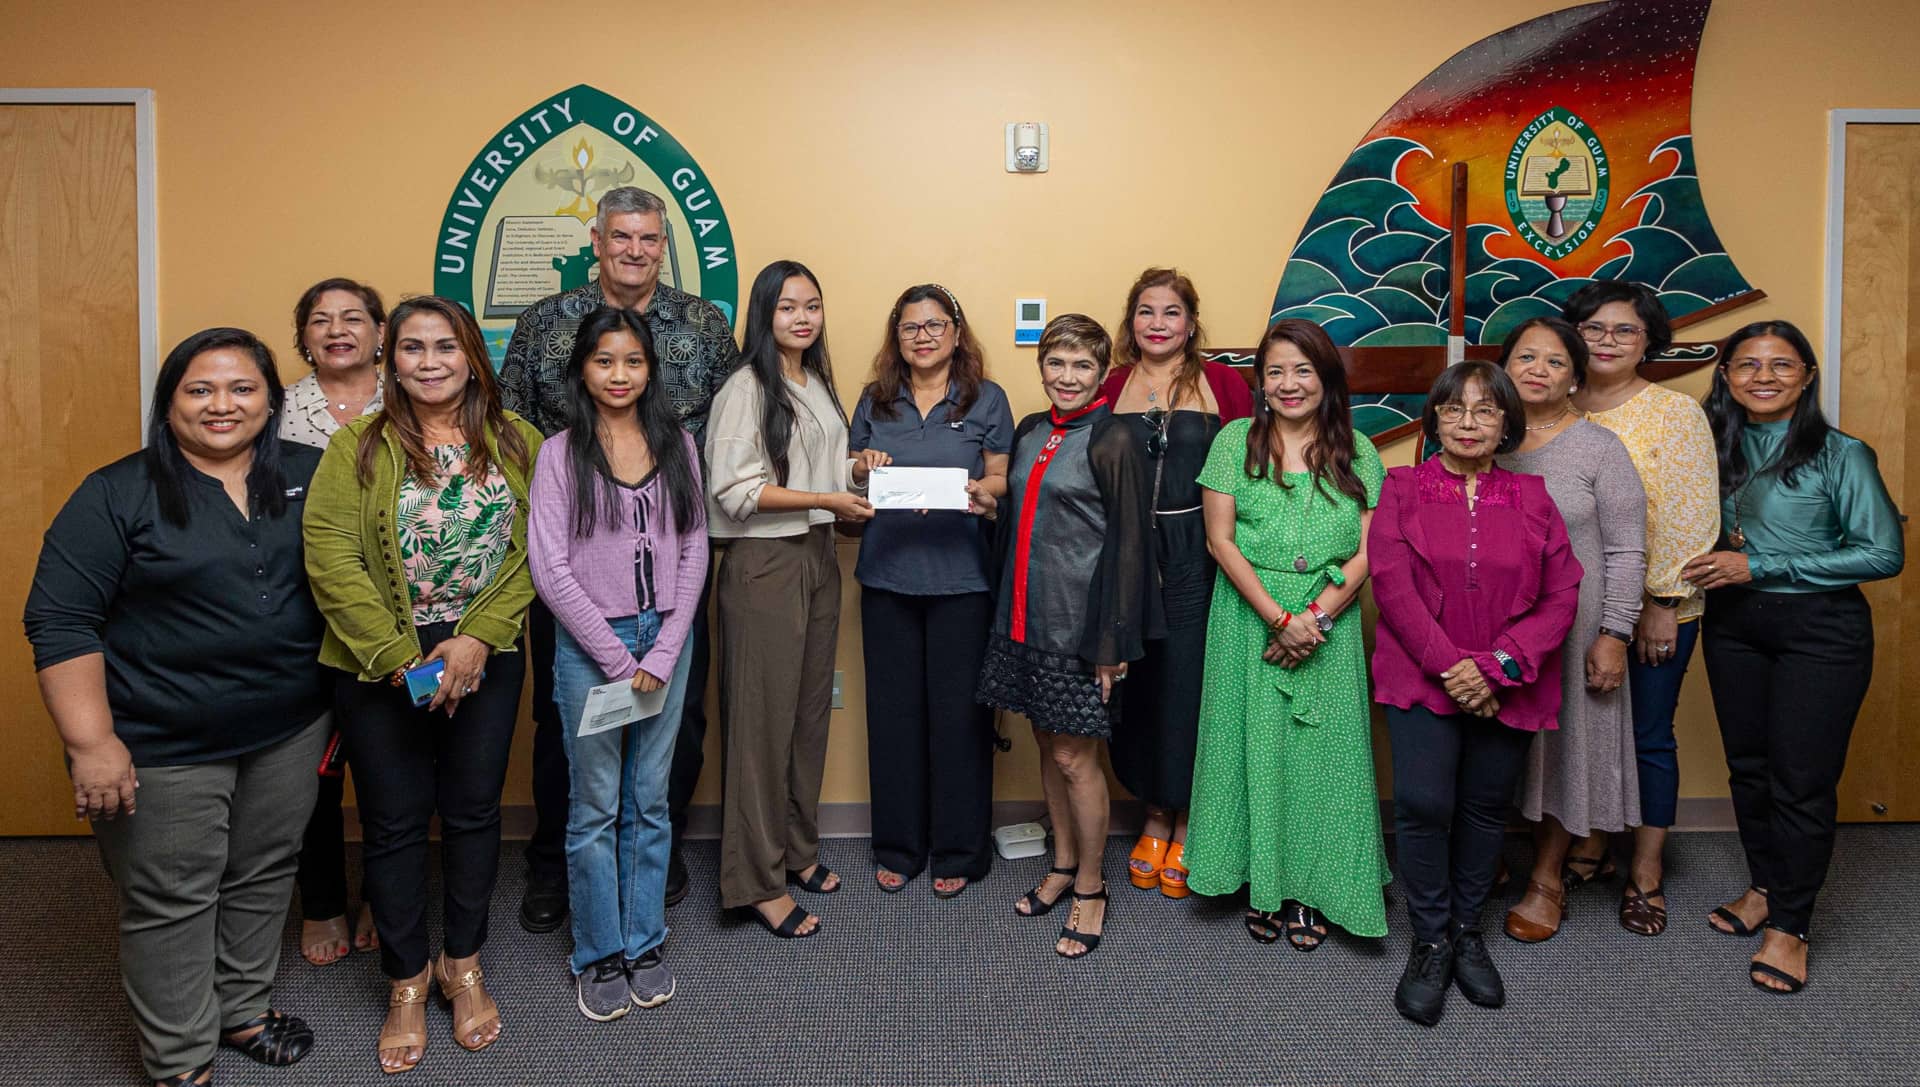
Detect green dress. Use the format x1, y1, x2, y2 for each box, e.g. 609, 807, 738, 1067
1182, 419, 1391, 936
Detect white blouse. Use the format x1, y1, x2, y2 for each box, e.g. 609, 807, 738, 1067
704, 366, 857, 539
279, 372, 384, 450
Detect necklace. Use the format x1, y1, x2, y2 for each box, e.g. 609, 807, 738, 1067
1525, 404, 1572, 431
1137, 364, 1173, 405
1726, 449, 1784, 549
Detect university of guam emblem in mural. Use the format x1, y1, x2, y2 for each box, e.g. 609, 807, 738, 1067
1505, 108, 1609, 259
433, 84, 738, 364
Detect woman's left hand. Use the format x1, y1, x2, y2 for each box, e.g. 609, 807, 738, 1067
965, 479, 997, 519
851, 449, 892, 485
1096, 663, 1128, 703
1585, 635, 1628, 693
1682, 550, 1753, 591
426, 634, 491, 715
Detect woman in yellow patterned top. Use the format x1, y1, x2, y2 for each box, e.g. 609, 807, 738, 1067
1562, 282, 1719, 937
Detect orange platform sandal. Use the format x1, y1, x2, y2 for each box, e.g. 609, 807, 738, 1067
1128, 834, 1169, 890
1160, 841, 1190, 899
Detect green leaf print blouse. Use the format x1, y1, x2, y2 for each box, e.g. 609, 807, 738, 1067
398, 443, 516, 624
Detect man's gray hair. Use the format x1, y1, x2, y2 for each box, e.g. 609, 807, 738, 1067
596, 186, 669, 234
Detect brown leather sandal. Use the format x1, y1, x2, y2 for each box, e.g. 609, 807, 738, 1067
1504, 879, 1567, 943
434, 956, 502, 1052
377, 980, 429, 1075
1620, 882, 1668, 936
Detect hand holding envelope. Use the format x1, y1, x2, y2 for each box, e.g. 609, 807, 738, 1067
868, 466, 973, 511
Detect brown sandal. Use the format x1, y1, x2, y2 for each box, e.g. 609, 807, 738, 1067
1504, 879, 1567, 943
1620, 882, 1668, 936
434, 956, 502, 1051
377, 979, 429, 1075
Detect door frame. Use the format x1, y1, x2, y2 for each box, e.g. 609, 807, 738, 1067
0, 88, 157, 430
1823, 108, 1920, 426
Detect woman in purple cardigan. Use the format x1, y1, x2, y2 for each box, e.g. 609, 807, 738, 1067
1369, 361, 1581, 1027
527, 307, 708, 1023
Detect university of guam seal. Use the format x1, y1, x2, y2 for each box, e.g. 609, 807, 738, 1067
1504, 107, 1609, 260
433, 84, 738, 363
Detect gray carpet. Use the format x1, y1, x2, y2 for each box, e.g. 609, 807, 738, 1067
0, 827, 1914, 1086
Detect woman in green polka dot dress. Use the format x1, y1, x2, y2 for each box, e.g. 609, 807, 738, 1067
1184, 319, 1391, 949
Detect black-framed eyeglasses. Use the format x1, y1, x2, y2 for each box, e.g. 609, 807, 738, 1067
1142, 407, 1169, 459
896, 319, 951, 340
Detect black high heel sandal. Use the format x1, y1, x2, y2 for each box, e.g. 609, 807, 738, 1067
1709, 886, 1766, 937
1014, 865, 1076, 918
1057, 884, 1108, 959
1749, 930, 1808, 993
220, 1009, 314, 1067
1281, 900, 1328, 952
1245, 909, 1282, 944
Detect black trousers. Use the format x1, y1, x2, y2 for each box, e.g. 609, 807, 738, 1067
860, 588, 996, 880
527, 555, 713, 882
1387, 704, 1533, 945
335, 622, 526, 978
1702, 585, 1874, 936
295, 769, 349, 921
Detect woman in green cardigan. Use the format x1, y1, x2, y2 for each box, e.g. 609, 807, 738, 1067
303, 295, 541, 1075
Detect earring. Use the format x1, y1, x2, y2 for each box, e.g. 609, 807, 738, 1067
375, 346, 383, 359
301, 349, 314, 365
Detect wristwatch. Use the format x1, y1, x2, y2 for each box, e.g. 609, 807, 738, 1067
1648, 594, 1682, 609
1307, 602, 1334, 634
1598, 626, 1633, 644
1491, 648, 1523, 681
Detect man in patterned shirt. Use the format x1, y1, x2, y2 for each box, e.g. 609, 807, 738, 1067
500, 186, 739, 929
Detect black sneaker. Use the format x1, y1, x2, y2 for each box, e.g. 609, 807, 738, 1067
625, 947, 676, 1009
1394, 939, 1454, 1026
665, 847, 690, 908
575, 954, 630, 1022
519, 874, 568, 934
1452, 927, 1506, 1007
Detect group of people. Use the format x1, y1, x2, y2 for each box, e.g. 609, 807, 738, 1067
23, 186, 1904, 1085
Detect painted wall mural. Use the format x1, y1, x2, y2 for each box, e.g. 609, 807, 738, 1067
1264, 0, 1763, 439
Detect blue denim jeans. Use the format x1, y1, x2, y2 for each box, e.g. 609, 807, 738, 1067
552, 611, 688, 973
1628, 618, 1699, 829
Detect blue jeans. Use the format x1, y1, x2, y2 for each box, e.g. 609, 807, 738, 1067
1628, 618, 1699, 829
553, 612, 688, 973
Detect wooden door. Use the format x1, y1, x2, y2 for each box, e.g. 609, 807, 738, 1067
0, 104, 143, 835
1838, 122, 1920, 822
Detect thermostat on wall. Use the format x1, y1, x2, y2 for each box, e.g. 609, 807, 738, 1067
1014, 298, 1046, 345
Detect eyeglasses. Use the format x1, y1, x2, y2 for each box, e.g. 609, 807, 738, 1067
896, 319, 951, 340
1726, 359, 1807, 381
1577, 321, 1646, 344
1436, 404, 1506, 424
1142, 407, 1168, 459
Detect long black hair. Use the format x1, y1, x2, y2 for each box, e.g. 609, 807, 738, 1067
1702, 320, 1830, 494
563, 306, 701, 537
737, 260, 845, 485
146, 327, 289, 526
1245, 318, 1366, 504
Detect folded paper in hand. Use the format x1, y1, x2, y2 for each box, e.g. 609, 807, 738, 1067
579, 679, 670, 737
869, 466, 970, 511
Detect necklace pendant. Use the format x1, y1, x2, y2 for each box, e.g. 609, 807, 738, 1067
1293, 554, 1309, 573
1147, 390, 1158, 403
1729, 527, 1746, 549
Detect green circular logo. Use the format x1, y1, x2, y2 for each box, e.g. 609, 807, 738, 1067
433, 84, 738, 363
1503, 107, 1609, 260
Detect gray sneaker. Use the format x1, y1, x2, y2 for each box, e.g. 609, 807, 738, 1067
575, 954, 631, 1022
625, 948, 675, 1009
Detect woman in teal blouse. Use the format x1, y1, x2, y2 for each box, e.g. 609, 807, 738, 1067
1681, 320, 1903, 995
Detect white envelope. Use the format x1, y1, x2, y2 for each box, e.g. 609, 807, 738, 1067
578, 679, 670, 737
869, 466, 970, 511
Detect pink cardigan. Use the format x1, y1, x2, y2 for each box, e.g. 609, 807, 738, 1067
528, 431, 708, 683
1099, 361, 1254, 421
1367, 457, 1582, 732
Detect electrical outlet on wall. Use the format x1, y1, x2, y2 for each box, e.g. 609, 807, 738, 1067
831, 670, 844, 709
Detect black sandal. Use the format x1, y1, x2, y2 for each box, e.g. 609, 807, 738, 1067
1561, 852, 1617, 888
741, 902, 818, 938
1281, 900, 1328, 952
1245, 909, 1281, 944
1015, 865, 1076, 917
1749, 929, 1808, 993
1709, 886, 1765, 937
220, 1009, 314, 1067
155, 1062, 213, 1086
1057, 885, 1108, 958
786, 865, 839, 894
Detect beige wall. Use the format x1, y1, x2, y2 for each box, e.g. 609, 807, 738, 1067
5, 0, 1916, 809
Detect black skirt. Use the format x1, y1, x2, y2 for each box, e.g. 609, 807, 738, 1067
976, 635, 1114, 739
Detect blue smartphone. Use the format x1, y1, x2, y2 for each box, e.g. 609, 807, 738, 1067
404, 660, 446, 707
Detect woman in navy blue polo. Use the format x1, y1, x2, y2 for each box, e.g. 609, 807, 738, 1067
850, 284, 1014, 899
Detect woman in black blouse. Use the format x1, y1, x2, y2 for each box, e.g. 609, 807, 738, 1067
26, 329, 328, 1087
973, 313, 1161, 958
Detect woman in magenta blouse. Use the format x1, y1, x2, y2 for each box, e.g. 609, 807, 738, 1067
1369, 361, 1582, 1027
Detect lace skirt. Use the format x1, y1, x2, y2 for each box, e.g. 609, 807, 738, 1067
975, 635, 1113, 739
